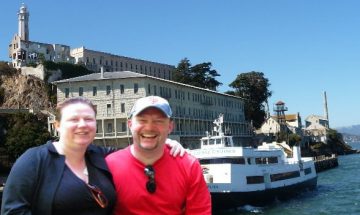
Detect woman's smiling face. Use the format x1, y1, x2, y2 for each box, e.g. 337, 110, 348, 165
56, 102, 97, 150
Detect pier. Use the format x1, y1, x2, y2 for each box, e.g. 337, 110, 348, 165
314, 154, 338, 173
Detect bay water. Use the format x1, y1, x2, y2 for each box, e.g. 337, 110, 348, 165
215, 142, 360, 215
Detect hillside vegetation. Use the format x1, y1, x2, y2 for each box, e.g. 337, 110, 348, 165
0, 61, 91, 164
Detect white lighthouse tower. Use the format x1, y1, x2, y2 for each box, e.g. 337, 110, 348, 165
18, 3, 29, 41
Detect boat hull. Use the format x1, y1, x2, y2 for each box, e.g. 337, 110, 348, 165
211, 176, 317, 211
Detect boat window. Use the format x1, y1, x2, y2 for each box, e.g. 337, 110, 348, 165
209, 139, 215, 145
270, 171, 300, 182
304, 167, 312, 175
255, 157, 267, 164
247, 158, 251, 164
267, 157, 278, 164
200, 158, 245, 164
255, 157, 278, 164
216, 139, 221, 145
225, 138, 231, 146
246, 176, 264, 184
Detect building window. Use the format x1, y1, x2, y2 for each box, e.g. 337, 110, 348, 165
153, 86, 157, 95
121, 122, 126, 132
79, 87, 83, 96
107, 123, 113, 133
107, 104, 111, 115
134, 83, 138, 94
106, 86, 111, 95
93, 87, 97, 96
65, 88, 69, 98
120, 84, 124, 94
121, 103, 125, 113
148, 84, 151, 94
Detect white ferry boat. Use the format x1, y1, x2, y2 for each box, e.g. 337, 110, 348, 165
190, 115, 317, 211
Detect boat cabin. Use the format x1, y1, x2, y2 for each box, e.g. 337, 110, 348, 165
200, 133, 234, 148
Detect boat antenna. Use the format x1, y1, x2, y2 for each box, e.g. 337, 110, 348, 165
213, 114, 224, 135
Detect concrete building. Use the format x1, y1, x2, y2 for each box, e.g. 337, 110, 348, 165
9, 4, 74, 68
52, 70, 253, 149
304, 115, 329, 143
8, 4, 175, 82
70, 47, 175, 80
259, 113, 303, 136
305, 115, 329, 129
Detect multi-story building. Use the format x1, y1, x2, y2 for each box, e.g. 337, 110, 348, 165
9, 4, 74, 68
52, 70, 253, 149
9, 4, 175, 81
304, 115, 329, 143
70, 47, 174, 80
260, 113, 303, 136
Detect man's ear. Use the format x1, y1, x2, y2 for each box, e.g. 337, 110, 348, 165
127, 119, 132, 129
168, 120, 174, 133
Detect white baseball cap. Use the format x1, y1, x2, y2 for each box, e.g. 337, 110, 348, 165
129, 96, 172, 118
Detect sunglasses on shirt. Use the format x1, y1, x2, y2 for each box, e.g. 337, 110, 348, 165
86, 183, 109, 208
144, 165, 156, 193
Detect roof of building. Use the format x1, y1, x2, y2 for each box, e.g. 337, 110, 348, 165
271, 114, 298, 121
53, 71, 145, 83
53, 71, 243, 99
77, 47, 175, 68
275, 100, 285, 105
305, 114, 328, 121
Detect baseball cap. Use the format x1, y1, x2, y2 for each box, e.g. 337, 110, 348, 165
129, 96, 172, 118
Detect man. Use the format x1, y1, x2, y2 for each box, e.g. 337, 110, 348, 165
106, 96, 211, 214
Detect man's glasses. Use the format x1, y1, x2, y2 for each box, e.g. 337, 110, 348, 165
144, 165, 156, 193
87, 184, 108, 208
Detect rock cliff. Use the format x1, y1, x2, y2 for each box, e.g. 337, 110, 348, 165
0, 72, 50, 111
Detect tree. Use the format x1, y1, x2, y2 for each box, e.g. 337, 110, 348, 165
0, 61, 17, 75
173, 58, 222, 90
4, 113, 51, 160
288, 133, 302, 147
228, 71, 272, 128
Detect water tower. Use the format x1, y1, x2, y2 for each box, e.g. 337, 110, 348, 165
274, 100, 288, 135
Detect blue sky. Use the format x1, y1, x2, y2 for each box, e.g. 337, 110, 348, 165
1, 0, 359, 128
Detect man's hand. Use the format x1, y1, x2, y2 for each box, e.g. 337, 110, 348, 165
166, 138, 186, 157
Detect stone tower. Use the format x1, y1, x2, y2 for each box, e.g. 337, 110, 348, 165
323, 91, 329, 128
18, 3, 29, 41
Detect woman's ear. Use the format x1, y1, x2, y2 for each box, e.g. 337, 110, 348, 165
54, 121, 60, 132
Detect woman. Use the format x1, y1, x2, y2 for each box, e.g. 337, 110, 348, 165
1, 97, 184, 214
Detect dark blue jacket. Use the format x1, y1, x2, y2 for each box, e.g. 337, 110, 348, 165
1, 141, 116, 215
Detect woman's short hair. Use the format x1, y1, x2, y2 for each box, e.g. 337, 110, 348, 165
55, 97, 96, 121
